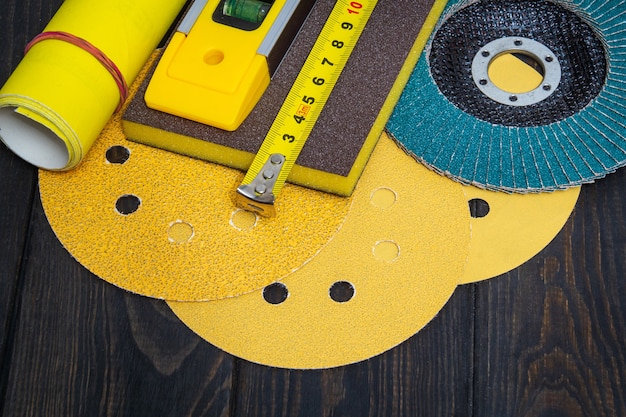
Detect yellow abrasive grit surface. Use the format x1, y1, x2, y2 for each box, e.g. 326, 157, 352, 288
167, 133, 471, 369
462, 185, 580, 284
39, 58, 352, 301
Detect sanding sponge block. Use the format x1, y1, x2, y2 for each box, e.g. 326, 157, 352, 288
122, 0, 448, 196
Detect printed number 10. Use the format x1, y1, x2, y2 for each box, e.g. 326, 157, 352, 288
347, 1, 363, 14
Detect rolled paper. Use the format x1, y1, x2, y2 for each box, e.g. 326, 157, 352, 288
0, 0, 187, 170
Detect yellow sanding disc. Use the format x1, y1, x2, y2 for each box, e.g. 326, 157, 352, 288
461, 185, 580, 284
167, 133, 471, 369
39, 60, 351, 301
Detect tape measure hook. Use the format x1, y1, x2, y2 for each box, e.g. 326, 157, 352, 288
236, 153, 286, 217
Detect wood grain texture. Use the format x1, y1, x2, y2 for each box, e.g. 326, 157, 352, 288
0, 135, 37, 415
1, 197, 234, 417
0, 0, 63, 399
1, 0, 626, 416
0, 142, 36, 369
232, 286, 475, 417
472, 169, 626, 417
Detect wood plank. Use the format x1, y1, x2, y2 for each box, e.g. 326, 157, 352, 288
473, 169, 626, 417
5, 1, 626, 416
1, 196, 234, 417
0, 0, 63, 388
0, 146, 36, 363
232, 285, 476, 417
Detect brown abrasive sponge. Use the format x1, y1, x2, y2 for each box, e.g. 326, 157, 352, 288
122, 0, 447, 196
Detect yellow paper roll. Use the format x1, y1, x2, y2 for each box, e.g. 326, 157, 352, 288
0, 0, 186, 170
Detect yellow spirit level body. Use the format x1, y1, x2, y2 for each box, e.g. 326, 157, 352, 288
145, 0, 305, 131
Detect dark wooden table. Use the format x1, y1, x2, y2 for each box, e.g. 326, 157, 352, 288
1, 1, 625, 416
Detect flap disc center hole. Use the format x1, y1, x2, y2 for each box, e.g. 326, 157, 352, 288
488, 52, 545, 94
472, 37, 561, 106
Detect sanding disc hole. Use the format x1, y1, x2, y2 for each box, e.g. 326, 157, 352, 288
168, 221, 194, 243
468, 198, 490, 218
329, 281, 355, 303
115, 194, 141, 215
263, 282, 288, 305
373, 240, 400, 262
204, 49, 225, 65
370, 187, 397, 209
230, 209, 257, 231
105, 145, 130, 164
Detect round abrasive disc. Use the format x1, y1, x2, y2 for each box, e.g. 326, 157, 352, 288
168, 134, 471, 369
462, 185, 579, 283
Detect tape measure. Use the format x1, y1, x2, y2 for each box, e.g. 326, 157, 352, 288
236, 0, 378, 217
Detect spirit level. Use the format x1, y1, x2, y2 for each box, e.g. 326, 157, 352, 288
145, 0, 315, 131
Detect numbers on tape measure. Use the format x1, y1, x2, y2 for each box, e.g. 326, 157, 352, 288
284, 10, 361, 137
236, 0, 377, 217
348, 2, 364, 14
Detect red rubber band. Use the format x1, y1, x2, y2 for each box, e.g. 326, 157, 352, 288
25, 31, 129, 112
